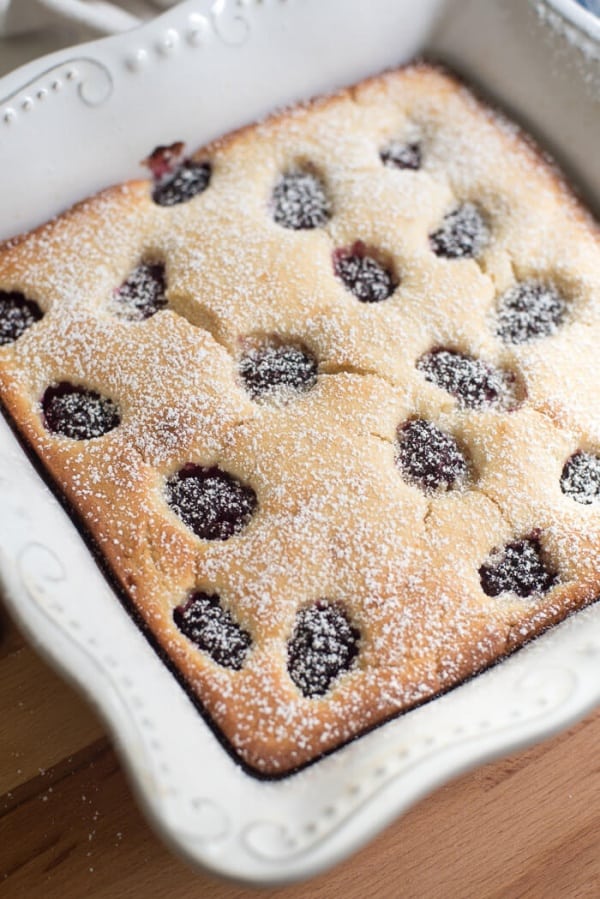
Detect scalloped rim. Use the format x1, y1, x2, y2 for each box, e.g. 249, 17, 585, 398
1, 0, 600, 886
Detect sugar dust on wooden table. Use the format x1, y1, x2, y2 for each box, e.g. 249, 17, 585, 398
1, 599, 600, 899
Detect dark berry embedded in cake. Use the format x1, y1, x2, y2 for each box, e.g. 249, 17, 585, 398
42, 382, 120, 440
271, 171, 331, 230
417, 348, 512, 409
0, 290, 43, 346
479, 537, 557, 598
396, 419, 469, 492
144, 141, 185, 180
287, 601, 360, 698
380, 140, 422, 170
166, 464, 257, 541
560, 451, 600, 505
334, 243, 397, 303
113, 262, 167, 321
430, 203, 488, 259
173, 591, 251, 669
152, 159, 211, 207
239, 341, 318, 400
496, 281, 566, 345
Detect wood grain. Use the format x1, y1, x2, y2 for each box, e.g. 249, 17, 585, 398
2, 599, 600, 899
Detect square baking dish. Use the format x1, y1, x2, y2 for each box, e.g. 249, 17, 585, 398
1, 0, 600, 885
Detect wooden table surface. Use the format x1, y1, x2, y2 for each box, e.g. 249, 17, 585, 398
2, 598, 600, 899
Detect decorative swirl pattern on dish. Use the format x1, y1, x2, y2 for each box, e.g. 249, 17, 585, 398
1, 58, 113, 124
242, 666, 579, 861
210, 0, 251, 46
3, 480, 587, 868
10, 533, 232, 845
1, 0, 600, 884
16, 542, 66, 601
172, 799, 231, 844
0, 0, 254, 127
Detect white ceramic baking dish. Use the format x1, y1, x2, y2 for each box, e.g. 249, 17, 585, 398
1, 0, 600, 885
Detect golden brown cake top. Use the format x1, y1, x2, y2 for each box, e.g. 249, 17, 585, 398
0, 65, 599, 774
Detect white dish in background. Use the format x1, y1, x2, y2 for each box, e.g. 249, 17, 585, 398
0, 1, 179, 38
544, 0, 600, 42
0, 0, 600, 885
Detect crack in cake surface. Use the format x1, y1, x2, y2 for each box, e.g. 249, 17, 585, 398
1, 63, 599, 776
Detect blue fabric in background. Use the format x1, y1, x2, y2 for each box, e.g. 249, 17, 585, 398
576, 0, 600, 14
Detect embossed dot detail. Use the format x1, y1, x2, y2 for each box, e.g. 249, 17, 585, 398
287, 601, 360, 697
166, 464, 257, 541
126, 49, 148, 72
157, 29, 179, 55
188, 15, 209, 47
174, 591, 251, 669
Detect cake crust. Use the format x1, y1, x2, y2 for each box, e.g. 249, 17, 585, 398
1, 64, 599, 775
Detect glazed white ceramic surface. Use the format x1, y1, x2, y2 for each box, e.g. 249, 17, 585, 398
0, 0, 177, 38
0, 0, 600, 885
545, 0, 600, 42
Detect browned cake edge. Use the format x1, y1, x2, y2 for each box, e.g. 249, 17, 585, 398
0, 63, 598, 777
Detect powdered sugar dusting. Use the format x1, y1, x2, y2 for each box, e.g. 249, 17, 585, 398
112, 262, 167, 321
0, 64, 599, 774
173, 591, 251, 670
560, 450, 600, 504
287, 601, 360, 697
429, 202, 489, 260
417, 348, 518, 410
238, 338, 318, 402
0, 290, 43, 345
271, 170, 331, 230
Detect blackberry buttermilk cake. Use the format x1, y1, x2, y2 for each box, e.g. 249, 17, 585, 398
1, 65, 599, 776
